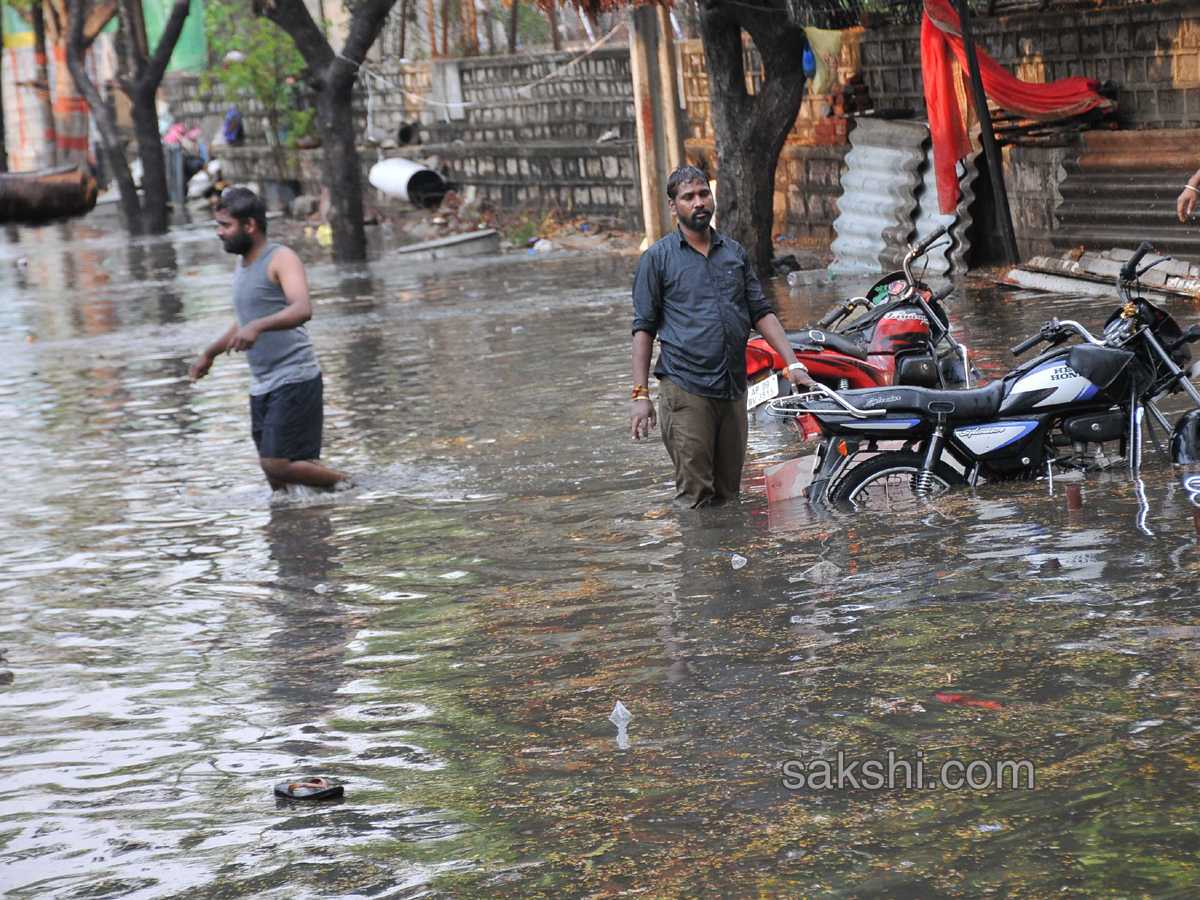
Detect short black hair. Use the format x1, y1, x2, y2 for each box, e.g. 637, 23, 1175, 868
667, 165, 710, 201
216, 186, 267, 234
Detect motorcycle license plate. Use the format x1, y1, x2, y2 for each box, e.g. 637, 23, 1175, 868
747, 374, 782, 410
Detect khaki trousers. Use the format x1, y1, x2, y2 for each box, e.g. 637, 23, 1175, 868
658, 375, 748, 508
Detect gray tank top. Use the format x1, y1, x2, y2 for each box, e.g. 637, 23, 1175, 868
232, 243, 321, 396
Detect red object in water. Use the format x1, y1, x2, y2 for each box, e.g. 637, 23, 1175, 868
921, 0, 1112, 214
935, 692, 1004, 710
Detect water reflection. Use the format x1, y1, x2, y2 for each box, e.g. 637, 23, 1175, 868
2, 219, 1200, 898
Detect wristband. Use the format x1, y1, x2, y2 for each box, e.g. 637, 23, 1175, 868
1186, 185, 1200, 194
786, 362, 808, 372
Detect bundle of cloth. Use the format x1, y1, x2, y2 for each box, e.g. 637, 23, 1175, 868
921, 0, 1113, 214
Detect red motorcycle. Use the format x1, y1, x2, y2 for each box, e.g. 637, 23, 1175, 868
746, 227, 976, 411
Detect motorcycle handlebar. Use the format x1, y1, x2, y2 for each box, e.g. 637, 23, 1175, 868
910, 225, 948, 257
1120, 242, 1154, 280
1012, 331, 1046, 357
817, 303, 847, 329
929, 284, 954, 303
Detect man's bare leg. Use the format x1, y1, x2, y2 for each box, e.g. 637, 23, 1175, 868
260, 457, 350, 489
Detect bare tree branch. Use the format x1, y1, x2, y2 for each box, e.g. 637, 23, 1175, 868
143, 0, 190, 85
82, 0, 119, 42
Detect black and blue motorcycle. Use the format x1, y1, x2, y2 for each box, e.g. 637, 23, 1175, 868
769, 242, 1200, 507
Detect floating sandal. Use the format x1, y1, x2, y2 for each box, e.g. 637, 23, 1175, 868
274, 776, 344, 801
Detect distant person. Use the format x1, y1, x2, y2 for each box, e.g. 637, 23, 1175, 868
188, 187, 348, 491
630, 165, 813, 508
1178, 167, 1200, 221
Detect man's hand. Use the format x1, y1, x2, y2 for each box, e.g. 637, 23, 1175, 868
787, 365, 816, 393
188, 353, 214, 383
1179, 186, 1198, 223
228, 322, 262, 353
631, 398, 657, 440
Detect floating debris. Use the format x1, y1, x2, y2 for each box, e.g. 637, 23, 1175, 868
609, 700, 633, 749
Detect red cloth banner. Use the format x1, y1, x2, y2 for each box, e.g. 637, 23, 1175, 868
922, 0, 1113, 214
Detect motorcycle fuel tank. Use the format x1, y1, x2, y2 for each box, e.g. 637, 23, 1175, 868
868, 308, 931, 355
1000, 358, 1101, 414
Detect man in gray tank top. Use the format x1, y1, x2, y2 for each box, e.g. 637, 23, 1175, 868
188, 187, 348, 490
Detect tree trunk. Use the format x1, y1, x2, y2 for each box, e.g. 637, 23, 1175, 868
32, 4, 58, 167
0, 165, 98, 223
506, 0, 518, 54
255, 0, 397, 262
66, 0, 141, 232
440, 0, 449, 55
696, 0, 806, 274
132, 82, 169, 233
318, 82, 367, 261
549, 5, 560, 52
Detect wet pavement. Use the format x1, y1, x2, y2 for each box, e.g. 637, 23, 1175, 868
2, 219, 1200, 899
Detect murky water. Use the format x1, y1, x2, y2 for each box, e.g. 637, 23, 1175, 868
3, 220, 1200, 899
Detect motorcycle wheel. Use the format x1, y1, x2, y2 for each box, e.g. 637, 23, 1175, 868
829, 452, 965, 508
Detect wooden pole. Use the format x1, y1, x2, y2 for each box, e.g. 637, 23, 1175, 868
462, 0, 478, 54
0, 10, 7, 173
655, 4, 685, 173
955, 0, 1019, 265
507, 0, 518, 54
426, 0, 438, 56
629, 5, 666, 243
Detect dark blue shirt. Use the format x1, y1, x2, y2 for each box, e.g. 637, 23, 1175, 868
632, 227, 774, 400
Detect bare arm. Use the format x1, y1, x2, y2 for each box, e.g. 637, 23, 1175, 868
1178, 167, 1200, 222
754, 313, 814, 392
228, 248, 313, 352
188, 320, 238, 383
631, 330, 657, 440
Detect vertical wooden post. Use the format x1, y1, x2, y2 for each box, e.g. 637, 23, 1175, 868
655, 4, 685, 174
630, 5, 667, 243
955, 0, 1019, 264
426, 0, 438, 57
549, 5, 561, 52
0, 10, 7, 173
507, 0, 519, 54
462, 0, 478, 55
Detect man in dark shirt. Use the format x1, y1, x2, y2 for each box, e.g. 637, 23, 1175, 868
630, 166, 812, 508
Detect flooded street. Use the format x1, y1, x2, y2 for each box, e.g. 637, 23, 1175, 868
3, 220, 1200, 899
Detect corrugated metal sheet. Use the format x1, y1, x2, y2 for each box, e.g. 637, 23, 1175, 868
911, 130, 979, 276
830, 119, 927, 274
1053, 130, 1200, 262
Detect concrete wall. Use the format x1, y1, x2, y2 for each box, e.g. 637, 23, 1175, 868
859, 0, 1200, 129
1003, 145, 1074, 259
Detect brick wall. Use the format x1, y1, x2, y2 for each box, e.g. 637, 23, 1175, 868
859, 0, 1200, 128
677, 35, 862, 146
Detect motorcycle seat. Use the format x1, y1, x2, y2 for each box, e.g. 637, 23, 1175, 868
786, 328, 869, 360
839, 380, 1006, 421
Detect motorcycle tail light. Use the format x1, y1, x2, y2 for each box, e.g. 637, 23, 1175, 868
796, 414, 821, 442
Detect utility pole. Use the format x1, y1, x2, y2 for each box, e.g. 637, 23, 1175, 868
0, 10, 7, 172
955, 0, 1019, 264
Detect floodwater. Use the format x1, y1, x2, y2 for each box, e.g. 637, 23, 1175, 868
2, 219, 1200, 900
